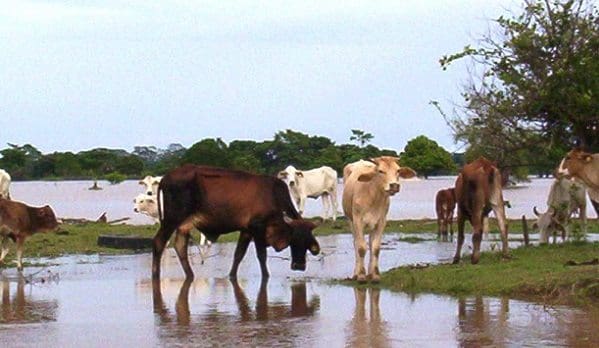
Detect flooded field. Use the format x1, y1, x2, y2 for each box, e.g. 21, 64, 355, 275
9, 177, 597, 224
1, 234, 598, 347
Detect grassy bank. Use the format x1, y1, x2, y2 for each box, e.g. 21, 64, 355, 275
2, 217, 597, 267
377, 242, 599, 306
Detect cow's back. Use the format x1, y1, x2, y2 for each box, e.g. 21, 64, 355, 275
302, 166, 338, 195
456, 158, 501, 216
159, 165, 299, 236
342, 165, 388, 225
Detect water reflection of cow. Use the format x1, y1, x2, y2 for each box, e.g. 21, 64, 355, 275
1, 279, 58, 323
346, 287, 390, 347
151, 279, 319, 325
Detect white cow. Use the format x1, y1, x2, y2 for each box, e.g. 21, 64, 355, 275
533, 177, 587, 243
342, 157, 416, 283
139, 175, 162, 196
0, 169, 11, 199
133, 193, 212, 263
277, 165, 339, 221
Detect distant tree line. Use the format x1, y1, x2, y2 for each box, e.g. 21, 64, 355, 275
0, 130, 462, 182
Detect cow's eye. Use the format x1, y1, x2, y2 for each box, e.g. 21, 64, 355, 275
378, 170, 385, 174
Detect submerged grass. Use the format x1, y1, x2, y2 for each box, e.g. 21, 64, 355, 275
377, 242, 599, 306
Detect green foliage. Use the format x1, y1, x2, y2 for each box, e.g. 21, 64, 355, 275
104, 172, 127, 184
400, 136, 456, 177
438, 0, 599, 178
349, 129, 374, 147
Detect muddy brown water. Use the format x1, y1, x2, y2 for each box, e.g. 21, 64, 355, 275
1, 233, 598, 347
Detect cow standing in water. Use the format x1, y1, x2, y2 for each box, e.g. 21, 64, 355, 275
453, 157, 509, 264
154, 165, 320, 280
342, 157, 416, 283
435, 188, 456, 241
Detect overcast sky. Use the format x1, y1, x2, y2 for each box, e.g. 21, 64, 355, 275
0, 0, 519, 154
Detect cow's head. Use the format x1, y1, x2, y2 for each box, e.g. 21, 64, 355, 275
357, 156, 417, 196
558, 148, 593, 178
139, 175, 162, 196
278, 165, 303, 188
533, 206, 565, 243
266, 216, 320, 271
35, 205, 60, 232
133, 193, 158, 218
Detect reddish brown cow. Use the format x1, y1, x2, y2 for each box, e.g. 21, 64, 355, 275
435, 188, 456, 240
453, 158, 509, 264
153, 165, 320, 280
0, 198, 60, 270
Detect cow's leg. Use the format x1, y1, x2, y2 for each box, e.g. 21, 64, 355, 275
449, 210, 455, 238
491, 202, 509, 258
330, 187, 338, 221
298, 197, 306, 216
367, 221, 385, 283
15, 236, 25, 271
352, 222, 367, 283
229, 231, 252, 280
470, 211, 484, 264
174, 228, 194, 280
321, 193, 330, 221
152, 223, 177, 280
452, 211, 466, 264
253, 235, 270, 279
0, 236, 10, 263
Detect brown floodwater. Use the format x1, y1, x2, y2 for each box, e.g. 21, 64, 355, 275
1, 233, 598, 347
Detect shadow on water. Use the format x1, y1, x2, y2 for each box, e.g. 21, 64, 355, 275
0, 279, 58, 324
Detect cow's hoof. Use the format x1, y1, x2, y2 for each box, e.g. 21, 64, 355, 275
356, 275, 367, 284
369, 274, 381, 283
452, 258, 460, 264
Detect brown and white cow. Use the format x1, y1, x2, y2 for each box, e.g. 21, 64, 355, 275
452, 157, 509, 264
0, 198, 60, 270
153, 165, 320, 280
533, 176, 586, 244
435, 188, 456, 241
342, 157, 416, 283
558, 148, 599, 216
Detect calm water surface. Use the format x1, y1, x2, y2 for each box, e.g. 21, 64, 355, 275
1, 234, 598, 347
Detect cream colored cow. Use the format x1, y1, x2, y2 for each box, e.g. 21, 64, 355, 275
342, 157, 416, 283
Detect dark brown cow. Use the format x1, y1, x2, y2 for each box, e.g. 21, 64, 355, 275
435, 188, 456, 241
153, 165, 320, 280
452, 158, 509, 264
0, 198, 60, 270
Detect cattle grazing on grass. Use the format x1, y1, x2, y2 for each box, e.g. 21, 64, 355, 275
133, 193, 212, 263
453, 157, 509, 264
153, 165, 320, 280
0, 198, 60, 270
533, 177, 587, 243
435, 188, 456, 241
139, 175, 162, 196
0, 169, 11, 200
558, 148, 599, 216
277, 165, 339, 221
342, 157, 417, 283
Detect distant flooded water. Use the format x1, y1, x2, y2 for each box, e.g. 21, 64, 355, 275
9, 177, 597, 224
1, 234, 598, 347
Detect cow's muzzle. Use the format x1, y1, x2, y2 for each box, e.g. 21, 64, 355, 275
291, 262, 306, 271
387, 183, 400, 195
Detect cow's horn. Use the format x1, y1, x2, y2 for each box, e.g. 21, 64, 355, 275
533, 206, 541, 216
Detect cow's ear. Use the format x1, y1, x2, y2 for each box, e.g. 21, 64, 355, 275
266, 229, 290, 252
398, 167, 417, 179
309, 239, 320, 255
296, 171, 304, 178
138, 180, 144, 185
277, 171, 287, 179
357, 171, 376, 182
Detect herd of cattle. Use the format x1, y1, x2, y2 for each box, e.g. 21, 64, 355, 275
0, 149, 597, 284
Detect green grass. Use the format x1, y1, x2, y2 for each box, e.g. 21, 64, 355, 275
375, 242, 599, 306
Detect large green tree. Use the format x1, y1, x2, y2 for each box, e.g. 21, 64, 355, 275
400, 136, 456, 178
438, 0, 599, 174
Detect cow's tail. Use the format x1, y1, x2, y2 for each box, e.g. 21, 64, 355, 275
157, 186, 164, 222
